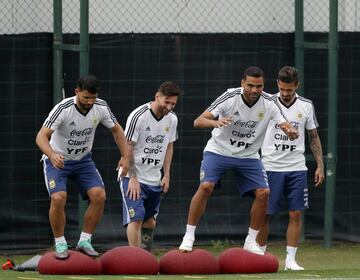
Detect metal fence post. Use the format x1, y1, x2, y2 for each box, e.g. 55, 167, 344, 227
53, 0, 63, 104
78, 0, 90, 231
80, 0, 89, 76
294, 0, 306, 243
324, 0, 338, 249
295, 0, 304, 97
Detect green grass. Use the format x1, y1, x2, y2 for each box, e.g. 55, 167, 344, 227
1, 240, 360, 280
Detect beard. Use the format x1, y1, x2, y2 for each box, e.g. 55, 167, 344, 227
78, 102, 93, 112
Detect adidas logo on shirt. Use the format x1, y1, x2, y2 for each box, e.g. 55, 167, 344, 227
70, 121, 76, 126
145, 127, 151, 131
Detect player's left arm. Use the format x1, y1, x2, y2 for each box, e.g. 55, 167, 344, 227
110, 123, 129, 177
307, 128, 325, 187
161, 142, 174, 194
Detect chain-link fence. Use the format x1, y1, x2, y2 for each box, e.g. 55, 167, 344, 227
1, 1, 360, 253
1, 1, 360, 34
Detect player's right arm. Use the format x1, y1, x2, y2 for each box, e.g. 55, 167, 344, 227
126, 140, 140, 201
278, 121, 299, 141
35, 126, 64, 169
194, 110, 233, 129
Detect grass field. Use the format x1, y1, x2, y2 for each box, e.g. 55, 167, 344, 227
1, 240, 360, 280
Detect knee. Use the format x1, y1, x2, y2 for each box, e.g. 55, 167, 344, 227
50, 192, 67, 208
255, 188, 270, 202
198, 182, 215, 196
128, 220, 142, 230
88, 188, 106, 204
289, 210, 302, 225
143, 217, 156, 229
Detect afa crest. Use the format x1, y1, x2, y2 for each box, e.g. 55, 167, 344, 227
258, 112, 265, 120
297, 113, 303, 119
129, 208, 135, 218
164, 127, 170, 133
49, 179, 56, 189
92, 117, 98, 127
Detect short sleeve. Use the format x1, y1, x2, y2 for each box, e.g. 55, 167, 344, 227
125, 110, 142, 142
43, 103, 65, 131
169, 115, 178, 143
207, 90, 233, 118
99, 101, 117, 129
305, 102, 319, 130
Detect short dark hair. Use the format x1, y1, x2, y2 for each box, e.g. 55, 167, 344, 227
158, 81, 181, 97
242, 66, 265, 81
77, 74, 100, 94
278, 66, 299, 84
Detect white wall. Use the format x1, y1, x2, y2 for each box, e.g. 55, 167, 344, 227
1, 0, 359, 34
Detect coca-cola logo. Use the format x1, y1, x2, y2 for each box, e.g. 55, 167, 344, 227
70, 128, 93, 137
145, 135, 164, 143
233, 120, 257, 128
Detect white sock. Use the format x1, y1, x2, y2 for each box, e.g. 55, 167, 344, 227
260, 245, 267, 252
79, 232, 92, 243
54, 236, 67, 245
246, 227, 259, 242
184, 224, 196, 240
286, 246, 298, 261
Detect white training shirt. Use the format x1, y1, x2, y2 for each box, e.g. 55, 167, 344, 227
204, 87, 287, 159
43, 96, 117, 161
125, 103, 178, 186
261, 93, 318, 171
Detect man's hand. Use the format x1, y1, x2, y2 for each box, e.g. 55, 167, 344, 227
117, 157, 129, 178
314, 167, 325, 187
49, 152, 65, 169
161, 175, 170, 194
127, 177, 141, 201
286, 126, 299, 140
213, 116, 233, 128
279, 121, 299, 140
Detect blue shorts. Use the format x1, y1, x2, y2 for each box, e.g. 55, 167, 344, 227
266, 171, 308, 215
42, 153, 104, 199
200, 151, 269, 196
120, 177, 162, 226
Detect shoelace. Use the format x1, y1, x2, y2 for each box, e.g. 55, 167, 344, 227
78, 240, 94, 249
55, 243, 68, 252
